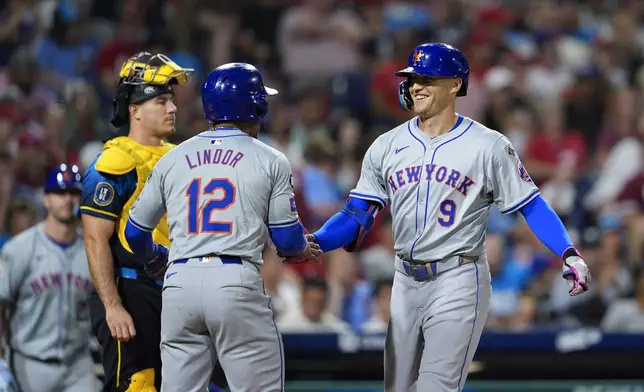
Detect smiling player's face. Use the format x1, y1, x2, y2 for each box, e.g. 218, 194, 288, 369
409, 75, 462, 118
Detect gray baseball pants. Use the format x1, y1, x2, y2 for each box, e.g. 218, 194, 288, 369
160, 256, 284, 392
384, 255, 491, 392
12, 351, 100, 392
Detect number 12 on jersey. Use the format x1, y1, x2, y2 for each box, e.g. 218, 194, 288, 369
185, 178, 236, 235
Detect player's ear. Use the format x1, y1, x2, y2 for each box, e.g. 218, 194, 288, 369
42, 194, 51, 211
451, 78, 462, 95
129, 104, 140, 121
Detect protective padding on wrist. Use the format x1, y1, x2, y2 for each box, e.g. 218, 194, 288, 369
120, 368, 156, 392
343, 202, 378, 253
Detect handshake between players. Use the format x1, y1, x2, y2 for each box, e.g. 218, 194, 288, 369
280, 232, 323, 264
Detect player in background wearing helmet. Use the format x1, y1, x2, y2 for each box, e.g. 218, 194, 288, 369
306, 42, 591, 391
122, 62, 320, 392
0, 165, 100, 392
80, 52, 193, 392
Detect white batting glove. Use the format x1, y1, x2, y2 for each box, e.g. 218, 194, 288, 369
562, 255, 591, 296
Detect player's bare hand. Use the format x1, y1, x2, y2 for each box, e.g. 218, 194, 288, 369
281, 240, 322, 264
300, 240, 322, 262
105, 304, 136, 341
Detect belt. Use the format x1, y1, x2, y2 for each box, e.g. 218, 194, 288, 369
116, 267, 163, 286
398, 255, 479, 281
173, 254, 242, 265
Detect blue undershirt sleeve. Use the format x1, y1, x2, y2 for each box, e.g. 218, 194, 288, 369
519, 195, 574, 258
312, 197, 375, 252
124, 218, 166, 262
268, 221, 307, 256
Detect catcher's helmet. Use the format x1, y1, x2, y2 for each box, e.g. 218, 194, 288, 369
44, 164, 82, 193
395, 43, 470, 111
201, 63, 278, 125
111, 52, 194, 128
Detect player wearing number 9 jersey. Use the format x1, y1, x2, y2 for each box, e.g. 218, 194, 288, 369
124, 62, 320, 392
308, 43, 591, 392
80, 52, 193, 392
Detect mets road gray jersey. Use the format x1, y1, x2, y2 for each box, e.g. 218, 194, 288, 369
0, 223, 93, 360
129, 127, 299, 264
351, 115, 539, 262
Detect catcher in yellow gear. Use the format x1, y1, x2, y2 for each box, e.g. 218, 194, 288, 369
80, 52, 193, 392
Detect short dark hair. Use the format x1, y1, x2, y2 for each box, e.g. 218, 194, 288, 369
302, 278, 328, 295
4, 197, 37, 234
373, 278, 393, 298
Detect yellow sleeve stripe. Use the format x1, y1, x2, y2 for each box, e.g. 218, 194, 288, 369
80, 206, 119, 219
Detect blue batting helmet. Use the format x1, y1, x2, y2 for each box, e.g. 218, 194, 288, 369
201, 63, 278, 124
44, 164, 82, 193
395, 43, 470, 111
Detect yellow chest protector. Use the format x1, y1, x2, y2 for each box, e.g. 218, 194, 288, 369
95, 136, 175, 252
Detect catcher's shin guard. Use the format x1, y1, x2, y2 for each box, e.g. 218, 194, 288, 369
117, 368, 157, 392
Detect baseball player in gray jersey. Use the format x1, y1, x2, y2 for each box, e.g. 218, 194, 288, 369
0, 164, 100, 392
123, 63, 321, 392
308, 43, 591, 391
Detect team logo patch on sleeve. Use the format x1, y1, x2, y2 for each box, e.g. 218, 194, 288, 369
289, 197, 297, 212
517, 162, 532, 182
94, 182, 115, 206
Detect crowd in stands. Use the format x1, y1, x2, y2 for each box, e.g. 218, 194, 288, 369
1, 0, 644, 335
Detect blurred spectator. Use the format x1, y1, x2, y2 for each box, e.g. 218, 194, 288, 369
361, 279, 392, 334
381, 0, 431, 36
1, 48, 53, 123
525, 39, 573, 102
334, 117, 363, 194
196, 0, 249, 68
612, 172, 644, 264
261, 246, 304, 318
288, 89, 331, 169
58, 80, 110, 162
0, 196, 38, 250
369, 29, 418, 127
0, 0, 39, 67
34, 7, 97, 89
584, 109, 644, 211
486, 233, 542, 330
601, 266, 644, 332
278, 277, 351, 333
563, 69, 608, 153
358, 211, 395, 282
12, 131, 56, 207
499, 104, 533, 156
299, 132, 343, 227
326, 251, 372, 333
277, 0, 366, 85
524, 104, 586, 217
0, 100, 21, 157
78, 141, 103, 173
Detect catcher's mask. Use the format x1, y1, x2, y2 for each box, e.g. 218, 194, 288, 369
111, 52, 194, 128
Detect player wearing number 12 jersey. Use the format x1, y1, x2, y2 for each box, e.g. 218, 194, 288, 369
124, 62, 320, 392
